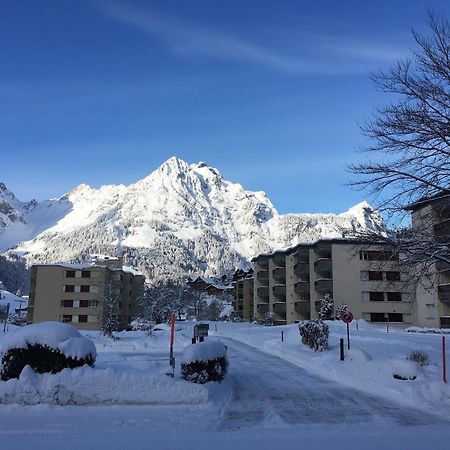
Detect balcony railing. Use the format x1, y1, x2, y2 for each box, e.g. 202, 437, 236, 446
273, 285, 286, 298
315, 278, 333, 293
257, 286, 269, 298
437, 260, 450, 272
314, 258, 332, 274
294, 300, 310, 313
294, 281, 310, 293
294, 262, 309, 276
272, 254, 286, 267
257, 270, 269, 281
273, 267, 286, 281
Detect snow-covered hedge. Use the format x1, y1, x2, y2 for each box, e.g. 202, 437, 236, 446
405, 326, 450, 335
0, 322, 96, 381
181, 341, 228, 384
299, 320, 329, 352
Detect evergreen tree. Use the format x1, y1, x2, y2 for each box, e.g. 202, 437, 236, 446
318, 294, 334, 320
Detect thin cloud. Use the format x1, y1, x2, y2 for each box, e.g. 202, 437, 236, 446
98, 2, 405, 75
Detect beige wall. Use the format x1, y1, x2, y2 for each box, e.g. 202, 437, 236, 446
28, 264, 144, 331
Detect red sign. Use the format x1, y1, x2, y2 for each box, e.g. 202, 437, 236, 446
340, 311, 354, 324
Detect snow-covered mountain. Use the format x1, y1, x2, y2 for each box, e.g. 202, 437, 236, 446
0, 157, 384, 285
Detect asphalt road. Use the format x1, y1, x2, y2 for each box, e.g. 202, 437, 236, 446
217, 337, 447, 430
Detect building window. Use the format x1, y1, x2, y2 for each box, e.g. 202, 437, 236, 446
385, 271, 401, 281
80, 300, 89, 308
369, 292, 384, 302
61, 300, 73, 307
88, 300, 99, 307
370, 313, 386, 322
360, 251, 398, 261
426, 303, 437, 319
388, 313, 403, 322
387, 292, 402, 302
81, 270, 91, 278
80, 285, 90, 293
60, 315, 72, 323
65, 270, 76, 278
441, 317, 450, 328
64, 285, 75, 293
78, 315, 88, 323
368, 271, 383, 281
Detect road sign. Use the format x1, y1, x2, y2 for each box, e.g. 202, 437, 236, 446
193, 323, 209, 338
340, 311, 354, 324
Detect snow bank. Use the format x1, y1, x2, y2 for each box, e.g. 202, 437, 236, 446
0, 364, 208, 405
0, 321, 96, 360
182, 341, 227, 364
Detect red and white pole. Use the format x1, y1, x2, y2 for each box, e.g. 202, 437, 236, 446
443, 336, 447, 384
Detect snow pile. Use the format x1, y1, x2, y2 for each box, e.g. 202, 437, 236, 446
0, 364, 208, 405
0, 321, 96, 360
182, 341, 227, 364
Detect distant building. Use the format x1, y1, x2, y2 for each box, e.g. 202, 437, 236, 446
187, 275, 233, 298
231, 269, 254, 320
251, 238, 413, 326
28, 256, 145, 330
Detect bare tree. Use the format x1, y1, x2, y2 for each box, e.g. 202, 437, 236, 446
100, 282, 122, 339
139, 281, 184, 324
348, 13, 450, 277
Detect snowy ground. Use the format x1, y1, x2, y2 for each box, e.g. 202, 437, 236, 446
1, 320, 450, 449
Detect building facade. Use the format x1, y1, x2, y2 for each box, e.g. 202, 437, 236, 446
28, 256, 145, 330
252, 239, 413, 326
231, 269, 254, 320
408, 195, 450, 328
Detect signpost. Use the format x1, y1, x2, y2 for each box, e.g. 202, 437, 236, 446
193, 323, 209, 343
2, 303, 10, 333
340, 311, 353, 350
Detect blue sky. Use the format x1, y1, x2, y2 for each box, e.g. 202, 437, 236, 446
1, 0, 449, 214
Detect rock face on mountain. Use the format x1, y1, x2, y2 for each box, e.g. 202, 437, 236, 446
0, 157, 384, 288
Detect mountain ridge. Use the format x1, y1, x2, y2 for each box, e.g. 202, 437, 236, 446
0, 157, 385, 286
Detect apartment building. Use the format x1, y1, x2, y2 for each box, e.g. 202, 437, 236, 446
252, 239, 413, 326
231, 269, 254, 320
28, 256, 145, 330
407, 195, 450, 328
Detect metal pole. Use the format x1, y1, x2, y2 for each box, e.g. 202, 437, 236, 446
3, 303, 10, 333
340, 338, 344, 361
169, 313, 176, 377
281, 330, 284, 342
443, 336, 447, 384
346, 323, 350, 350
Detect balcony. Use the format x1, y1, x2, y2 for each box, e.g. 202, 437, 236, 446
439, 284, 450, 302
314, 258, 332, 274
256, 304, 269, 314
257, 286, 269, 298
295, 281, 310, 293
272, 253, 286, 267
257, 270, 269, 282
315, 278, 333, 293
437, 260, 450, 272
314, 242, 332, 258
294, 262, 309, 276
273, 302, 286, 314
295, 300, 310, 313
273, 267, 286, 281
273, 285, 286, 298
256, 258, 269, 270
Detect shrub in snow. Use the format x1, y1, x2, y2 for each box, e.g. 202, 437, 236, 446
0, 322, 96, 381
318, 294, 334, 320
392, 360, 419, 381
181, 341, 228, 384
298, 320, 329, 352
130, 318, 154, 334
407, 350, 429, 367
